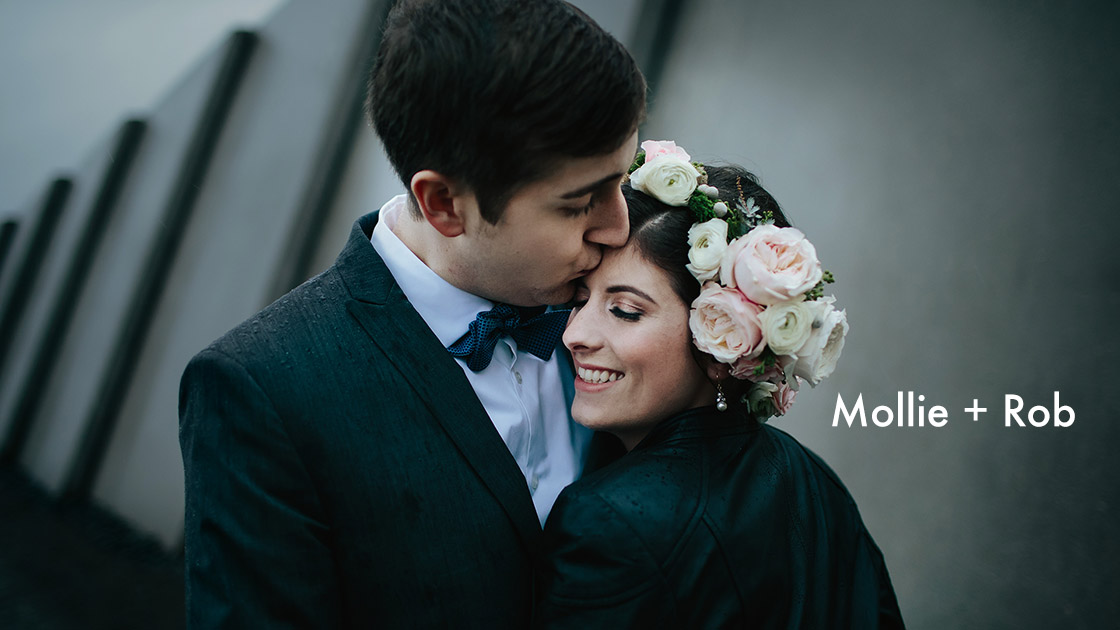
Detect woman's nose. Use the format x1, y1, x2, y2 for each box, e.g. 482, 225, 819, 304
563, 305, 600, 352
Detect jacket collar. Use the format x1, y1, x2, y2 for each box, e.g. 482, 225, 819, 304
632, 406, 762, 452
338, 211, 544, 554
334, 211, 397, 305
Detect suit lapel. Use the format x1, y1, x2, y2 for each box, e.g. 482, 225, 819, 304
337, 212, 542, 553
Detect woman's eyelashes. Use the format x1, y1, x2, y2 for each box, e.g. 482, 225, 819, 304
610, 306, 642, 322
568, 285, 643, 322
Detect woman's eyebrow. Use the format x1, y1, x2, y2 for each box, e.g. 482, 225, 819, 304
606, 285, 656, 303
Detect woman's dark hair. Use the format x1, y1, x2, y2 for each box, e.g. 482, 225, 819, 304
624, 163, 791, 306
367, 0, 647, 223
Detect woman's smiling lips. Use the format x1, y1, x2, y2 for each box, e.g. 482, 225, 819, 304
573, 362, 625, 392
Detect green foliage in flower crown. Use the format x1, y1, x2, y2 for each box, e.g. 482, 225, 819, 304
694, 163, 708, 185
725, 212, 750, 240
688, 191, 717, 222
719, 205, 776, 242
753, 351, 777, 376
804, 270, 836, 300
628, 151, 645, 174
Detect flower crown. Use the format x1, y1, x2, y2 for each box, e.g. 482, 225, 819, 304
627, 140, 848, 420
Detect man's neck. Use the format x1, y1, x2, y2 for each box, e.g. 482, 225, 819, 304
388, 205, 459, 291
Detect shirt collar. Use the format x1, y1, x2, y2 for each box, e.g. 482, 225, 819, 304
370, 194, 492, 347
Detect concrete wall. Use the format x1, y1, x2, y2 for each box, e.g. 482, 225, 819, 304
0, 0, 283, 214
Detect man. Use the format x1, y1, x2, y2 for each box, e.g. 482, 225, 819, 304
178, 0, 645, 627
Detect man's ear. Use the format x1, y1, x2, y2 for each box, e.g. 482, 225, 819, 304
410, 169, 471, 237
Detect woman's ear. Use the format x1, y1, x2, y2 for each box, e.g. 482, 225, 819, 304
703, 355, 732, 382
410, 170, 471, 237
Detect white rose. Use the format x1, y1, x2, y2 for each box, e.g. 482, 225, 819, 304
685, 218, 729, 282
757, 299, 814, 355
789, 296, 848, 386
630, 156, 700, 206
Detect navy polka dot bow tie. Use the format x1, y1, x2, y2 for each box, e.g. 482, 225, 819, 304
447, 304, 570, 372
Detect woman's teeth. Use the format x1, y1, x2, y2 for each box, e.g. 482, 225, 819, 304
577, 367, 623, 384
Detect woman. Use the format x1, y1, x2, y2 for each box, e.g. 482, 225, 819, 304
535, 141, 904, 628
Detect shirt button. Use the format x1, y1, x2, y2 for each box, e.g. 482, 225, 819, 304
530, 475, 539, 491
514, 371, 522, 385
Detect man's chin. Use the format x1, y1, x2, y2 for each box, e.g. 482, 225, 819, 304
498, 281, 578, 308
543, 282, 579, 307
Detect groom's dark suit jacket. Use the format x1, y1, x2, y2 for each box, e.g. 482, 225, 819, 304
180, 211, 610, 628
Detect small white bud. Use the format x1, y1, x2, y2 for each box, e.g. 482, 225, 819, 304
713, 201, 728, 217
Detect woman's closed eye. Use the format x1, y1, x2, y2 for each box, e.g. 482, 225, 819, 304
610, 305, 642, 322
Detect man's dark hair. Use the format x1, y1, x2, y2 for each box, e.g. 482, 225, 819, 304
367, 0, 647, 223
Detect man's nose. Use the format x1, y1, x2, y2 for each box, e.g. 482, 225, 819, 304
584, 186, 628, 248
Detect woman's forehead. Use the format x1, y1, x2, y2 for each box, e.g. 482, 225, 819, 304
588, 245, 679, 301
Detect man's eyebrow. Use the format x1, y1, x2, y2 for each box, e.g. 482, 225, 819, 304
559, 172, 624, 199
606, 285, 656, 303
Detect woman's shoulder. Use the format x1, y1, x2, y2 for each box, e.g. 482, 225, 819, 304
547, 443, 706, 556
540, 444, 708, 604
757, 423, 859, 504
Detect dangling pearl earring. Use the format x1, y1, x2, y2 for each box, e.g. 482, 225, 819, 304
715, 382, 728, 412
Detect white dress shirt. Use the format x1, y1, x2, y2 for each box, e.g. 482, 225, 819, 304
370, 194, 586, 524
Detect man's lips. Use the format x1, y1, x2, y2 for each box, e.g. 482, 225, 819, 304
573, 264, 597, 279
577, 251, 603, 277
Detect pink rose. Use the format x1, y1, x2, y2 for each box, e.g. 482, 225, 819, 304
640, 139, 691, 164
729, 355, 783, 384
689, 282, 765, 364
772, 380, 798, 415
720, 224, 823, 305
